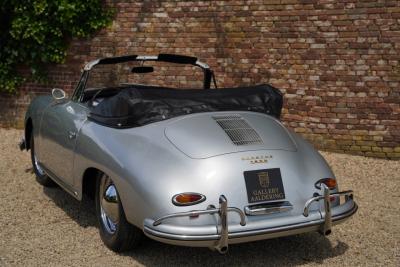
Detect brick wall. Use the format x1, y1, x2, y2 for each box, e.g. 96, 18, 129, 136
1, 0, 399, 159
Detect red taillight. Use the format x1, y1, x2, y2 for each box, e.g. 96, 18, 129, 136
172, 193, 206, 206
315, 178, 337, 190
323, 178, 337, 189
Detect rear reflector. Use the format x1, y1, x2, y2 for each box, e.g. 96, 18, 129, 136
172, 193, 206, 206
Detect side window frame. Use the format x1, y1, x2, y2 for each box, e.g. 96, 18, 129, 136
71, 70, 90, 102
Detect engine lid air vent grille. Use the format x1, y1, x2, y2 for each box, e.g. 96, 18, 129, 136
213, 114, 263, 146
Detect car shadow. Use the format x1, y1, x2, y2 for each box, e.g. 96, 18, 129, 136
123, 234, 348, 266
43, 186, 348, 266
43, 186, 97, 228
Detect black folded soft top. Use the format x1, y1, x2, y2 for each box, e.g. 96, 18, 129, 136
88, 84, 283, 128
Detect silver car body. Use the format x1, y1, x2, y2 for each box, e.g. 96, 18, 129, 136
22, 54, 357, 253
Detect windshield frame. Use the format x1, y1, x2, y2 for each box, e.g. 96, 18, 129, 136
72, 54, 213, 103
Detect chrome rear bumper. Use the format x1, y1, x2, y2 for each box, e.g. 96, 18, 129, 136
144, 189, 357, 253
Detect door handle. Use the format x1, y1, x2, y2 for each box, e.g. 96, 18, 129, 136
68, 131, 76, 140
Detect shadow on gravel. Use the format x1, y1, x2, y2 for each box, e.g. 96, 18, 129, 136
43, 186, 348, 266
43, 186, 97, 228
123, 234, 348, 266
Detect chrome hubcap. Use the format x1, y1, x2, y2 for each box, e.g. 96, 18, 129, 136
100, 174, 119, 234
33, 153, 45, 176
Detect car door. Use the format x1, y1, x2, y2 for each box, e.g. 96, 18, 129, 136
39, 99, 88, 192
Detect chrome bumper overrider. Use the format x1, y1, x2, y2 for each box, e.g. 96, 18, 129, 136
145, 189, 357, 254
303, 184, 354, 236
152, 195, 245, 253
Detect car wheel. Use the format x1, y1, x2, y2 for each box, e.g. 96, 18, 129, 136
95, 173, 143, 252
30, 133, 56, 187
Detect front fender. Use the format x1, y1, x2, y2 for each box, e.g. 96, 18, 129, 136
24, 95, 52, 149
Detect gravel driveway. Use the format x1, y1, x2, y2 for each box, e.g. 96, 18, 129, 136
0, 128, 398, 266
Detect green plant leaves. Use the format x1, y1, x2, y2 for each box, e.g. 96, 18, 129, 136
0, 0, 112, 93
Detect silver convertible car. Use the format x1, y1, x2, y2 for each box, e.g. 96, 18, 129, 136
20, 54, 357, 254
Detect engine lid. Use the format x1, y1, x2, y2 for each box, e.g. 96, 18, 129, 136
165, 112, 297, 159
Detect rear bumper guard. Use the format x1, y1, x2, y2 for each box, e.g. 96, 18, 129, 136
152, 195, 244, 253
303, 184, 354, 236
146, 189, 356, 254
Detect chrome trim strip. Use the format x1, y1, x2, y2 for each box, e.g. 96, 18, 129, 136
144, 225, 220, 241
228, 207, 246, 226
153, 203, 246, 227
153, 209, 219, 226
40, 164, 79, 199
244, 202, 293, 216
230, 202, 357, 239
195, 60, 210, 69
84, 59, 100, 71
303, 190, 354, 217
136, 55, 158, 61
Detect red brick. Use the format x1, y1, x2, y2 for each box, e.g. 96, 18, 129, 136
0, 0, 397, 159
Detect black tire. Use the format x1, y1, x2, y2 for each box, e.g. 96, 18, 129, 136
30, 133, 56, 187
95, 173, 143, 252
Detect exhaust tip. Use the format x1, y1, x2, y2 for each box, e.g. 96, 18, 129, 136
325, 230, 332, 236
319, 229, 332, 236
217, 246, 228, 254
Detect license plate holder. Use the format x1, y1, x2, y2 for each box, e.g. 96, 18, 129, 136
244, 168, 285, 203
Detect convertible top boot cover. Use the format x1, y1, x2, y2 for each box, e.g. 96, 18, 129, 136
88, 84, 283, 128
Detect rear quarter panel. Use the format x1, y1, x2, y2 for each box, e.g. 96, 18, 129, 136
73, 119, 188, 227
